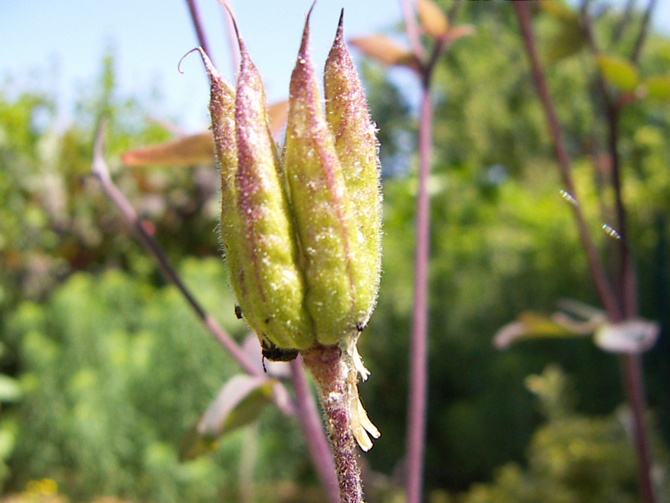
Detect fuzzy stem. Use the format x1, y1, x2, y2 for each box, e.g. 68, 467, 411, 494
303, 345, 364, 503
290, 357, 340, 503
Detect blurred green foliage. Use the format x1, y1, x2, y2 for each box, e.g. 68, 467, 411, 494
1, 1, 670, 502
456, 365, 670, 503
7, 259, 313, 502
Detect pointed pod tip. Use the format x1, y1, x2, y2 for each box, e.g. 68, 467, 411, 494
333, 8, 345, 46
307, 0, 317, 19
219, 0, 248, 57
297, 4, 314, 62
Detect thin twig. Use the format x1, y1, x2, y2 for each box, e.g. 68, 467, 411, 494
514, 2, 620, 319
185, 0, 212, 60
92, 118, 260, 376
610, 0, 636, 47
92, 120, 339, 503
402, 5, 454, 502
400, 0, 425, 61
514, 5, 655, 502
405, 84, 432, 503
631, 0, 658, 64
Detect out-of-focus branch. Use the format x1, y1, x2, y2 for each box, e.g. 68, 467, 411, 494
514, 2, 620, 320
185, 0, 212, 61
400, 0, 426, 60
514, 5, 655, 503
611, 0, 636, 46
92, 119, 339, 503
631, 0, 658, 64
405, 85, 432, 503
92, 119, 260, 376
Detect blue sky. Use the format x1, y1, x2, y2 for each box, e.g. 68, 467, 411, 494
2, 0, 669, 132
1, 0, 402, 131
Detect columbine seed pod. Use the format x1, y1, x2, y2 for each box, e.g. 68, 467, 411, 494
199, 43, 314, 353
325, 11, 382, 332
284, 13, 364, 346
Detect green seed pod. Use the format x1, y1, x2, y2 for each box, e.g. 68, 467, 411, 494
324, 11, 382, 330
199, 46, 314, 352
284, 13, 363, 346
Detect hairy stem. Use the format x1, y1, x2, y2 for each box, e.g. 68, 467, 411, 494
303, 345, 364, 503
290, 357, 340, 503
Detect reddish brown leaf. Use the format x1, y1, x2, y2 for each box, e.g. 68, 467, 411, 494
267, 99, 289, 136
349, 34, 419, 70
122, 131, 214, 167
417, 0, 449, 38
446, 24, 475, 43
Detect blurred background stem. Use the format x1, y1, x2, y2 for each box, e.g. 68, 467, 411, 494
514, 3, 655, 501
91, 119, 339, 503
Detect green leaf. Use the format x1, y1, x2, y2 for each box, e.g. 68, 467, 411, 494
597, 54, 640, 93
0, 375, 22, 402
642, 75, 670, 101
494, 311, 585, 349
546, 17, 585, 62
198, 375, 275, 439
181, 375, 276, 460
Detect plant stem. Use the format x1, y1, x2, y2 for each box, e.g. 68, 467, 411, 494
303, 345, 364, 503
398, 2, 448, 500
91, 119, 260, 377
405, 84, 433, 503
631, 0, 658, 64
290, 357, 340, 503
621, 353, 656, 503
185, 0, 212, 60
514, 1, 619, 318
91, 119, 339, 498
514, 4, 655, 502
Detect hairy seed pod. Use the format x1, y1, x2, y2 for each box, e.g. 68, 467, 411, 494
200, 47, 314, 352
284, 14, 362, 346
325, 11, 382, 330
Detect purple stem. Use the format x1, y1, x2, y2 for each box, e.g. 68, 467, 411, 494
92, 120, 338, 496
185, 0, 212, 60
92, 119, 260, 377
514, 4, 655, 502
290, 357, 340, 503
405, 83, 433, 503
514, 2, 619, 318
400, 0, 425, 60
302, 345, 364, 503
